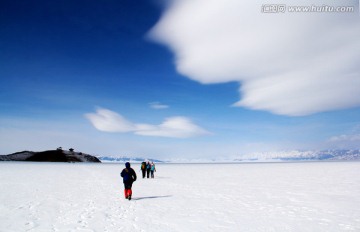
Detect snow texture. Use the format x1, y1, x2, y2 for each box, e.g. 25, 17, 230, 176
0, 162, 359, 231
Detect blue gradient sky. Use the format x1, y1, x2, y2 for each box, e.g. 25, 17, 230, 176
1, 0, 359, 159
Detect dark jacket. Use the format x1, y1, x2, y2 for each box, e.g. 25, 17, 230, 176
121, 164, 137, 183
140, 161, 146, 170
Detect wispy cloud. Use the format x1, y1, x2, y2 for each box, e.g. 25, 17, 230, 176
84, 108, 135, 132
327, 133, 360, 149
150, 0, 360, 116
149, 102, 169, 110
135, 116, 210, 138
327, 124, 360, 149
329, 134, 360, 142
85, 108, 211, 138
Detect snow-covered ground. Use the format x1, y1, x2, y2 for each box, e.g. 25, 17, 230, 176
0, 162, 359, 232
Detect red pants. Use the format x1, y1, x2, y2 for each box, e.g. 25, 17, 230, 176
124, 189, 132, 198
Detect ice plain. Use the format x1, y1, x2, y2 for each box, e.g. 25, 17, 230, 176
0, 162, 359, 232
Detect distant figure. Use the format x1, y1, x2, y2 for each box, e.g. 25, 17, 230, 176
140, 161, 147, 178
146, 161, 151, 178
150, 162, 156, 178
120, 162, 137, 200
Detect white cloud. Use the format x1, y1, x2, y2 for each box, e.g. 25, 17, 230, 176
85, 108, 210, 138
135, 116, 210, 138
327, 125, 360, 149
329, 134, 360, 142
150, 0, 360, 116
85, 108, 135, 133
149, 102, 169, 110
327, 133, 360, 149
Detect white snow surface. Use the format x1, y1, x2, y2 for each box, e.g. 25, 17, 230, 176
0, 162, 359, 231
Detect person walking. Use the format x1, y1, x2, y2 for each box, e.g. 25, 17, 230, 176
150, 162, 156, 178
140, 161, 146, 178
146, 161, 151, 178
120, 162, 137, 200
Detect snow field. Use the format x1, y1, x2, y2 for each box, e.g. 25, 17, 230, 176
0, 162, 359, 231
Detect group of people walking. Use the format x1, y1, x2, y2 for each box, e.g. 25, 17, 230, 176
120, 160, 157, 200
140, 161, 156, 179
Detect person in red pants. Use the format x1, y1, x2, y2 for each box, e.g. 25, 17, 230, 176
120, 162, 137, 200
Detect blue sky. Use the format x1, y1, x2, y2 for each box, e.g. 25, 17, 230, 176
1, 0, 359, 159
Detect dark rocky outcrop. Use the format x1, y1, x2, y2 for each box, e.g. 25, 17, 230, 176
0, 150, 101, 163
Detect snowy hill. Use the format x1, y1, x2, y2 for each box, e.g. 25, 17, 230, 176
0, 149, 101, 163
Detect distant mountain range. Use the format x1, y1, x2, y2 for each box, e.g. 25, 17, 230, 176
236, 149, 360, 162
0, 149, 101, 163
97, 156, 163, 163
2, 149, 359, 163
97, 149, 360, 163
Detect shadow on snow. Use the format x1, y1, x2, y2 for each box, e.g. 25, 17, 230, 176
132, 195, 173, 201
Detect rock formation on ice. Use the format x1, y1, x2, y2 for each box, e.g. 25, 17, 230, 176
0, 148, 101, 163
